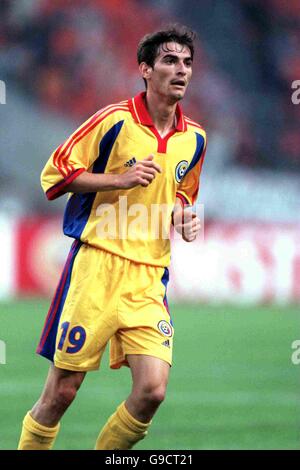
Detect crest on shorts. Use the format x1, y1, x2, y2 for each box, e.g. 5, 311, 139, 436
157, 320, 173, 337
175, 160, 188, 183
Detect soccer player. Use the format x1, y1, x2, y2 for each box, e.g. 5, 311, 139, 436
18, 24, 206, 450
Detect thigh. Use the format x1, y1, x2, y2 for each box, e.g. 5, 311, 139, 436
127, 354, 170, 391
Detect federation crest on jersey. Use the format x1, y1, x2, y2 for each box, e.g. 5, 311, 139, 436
175, 160, 188, 183
157, 320, 173, 337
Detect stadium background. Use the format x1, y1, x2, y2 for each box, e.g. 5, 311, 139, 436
0, 0, 299, 449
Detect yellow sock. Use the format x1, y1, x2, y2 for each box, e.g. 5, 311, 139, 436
95, 401, 151, 450
18, 412, 60, 450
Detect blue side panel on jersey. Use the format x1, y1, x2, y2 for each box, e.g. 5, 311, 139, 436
185, 132, 205, 175
63, 192, 96, 240
161, 267, 169, 288
63, 120, 124, 239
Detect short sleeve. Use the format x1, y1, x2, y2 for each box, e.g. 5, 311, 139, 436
41, 106, 126, 200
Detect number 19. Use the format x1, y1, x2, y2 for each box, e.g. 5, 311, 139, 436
57, 322, 86, 354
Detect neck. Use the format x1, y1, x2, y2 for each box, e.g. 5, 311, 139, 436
145, 91, 177, 138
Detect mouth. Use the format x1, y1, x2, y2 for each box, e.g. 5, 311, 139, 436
171, 80, 186, 88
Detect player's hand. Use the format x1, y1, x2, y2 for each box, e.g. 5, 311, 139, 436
173, 208, 201, 242
117, 155, 162, 189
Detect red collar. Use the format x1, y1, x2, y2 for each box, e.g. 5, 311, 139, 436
129, 92, 187, 132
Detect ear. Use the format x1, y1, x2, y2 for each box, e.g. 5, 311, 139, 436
139, 62, 152, 81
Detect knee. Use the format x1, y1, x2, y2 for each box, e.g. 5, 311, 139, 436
41, 383, 78, 413
140, 383, 167, 408
54, 384, 78, 409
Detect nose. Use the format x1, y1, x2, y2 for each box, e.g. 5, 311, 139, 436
176, 61, 187, 76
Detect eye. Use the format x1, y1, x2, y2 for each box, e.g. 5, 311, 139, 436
164, 57, 176, 64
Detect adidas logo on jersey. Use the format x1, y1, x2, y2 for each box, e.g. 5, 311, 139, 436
161, 339, 170, 348
124, 157, 136, 167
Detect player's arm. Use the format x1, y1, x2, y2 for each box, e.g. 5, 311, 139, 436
65, 155, 161, 193
172, 129, 207, 242
41, 110, 162, 200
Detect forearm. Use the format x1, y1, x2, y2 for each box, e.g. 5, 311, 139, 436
62, 155, 161, 195
172, 196, 186, 222
65, 171, 122, 193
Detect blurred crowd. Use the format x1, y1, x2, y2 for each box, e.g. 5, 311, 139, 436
238, 0, 300, 171
0, 0, 299, 172
0, 0, 162, 118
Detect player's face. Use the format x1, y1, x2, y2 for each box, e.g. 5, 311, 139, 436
143, 42, 193, 102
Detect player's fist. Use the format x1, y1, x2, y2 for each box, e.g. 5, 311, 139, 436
173, 208, 201, 242
118, 154, 162, 189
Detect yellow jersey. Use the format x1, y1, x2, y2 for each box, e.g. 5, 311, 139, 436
41, 92, 207, 267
